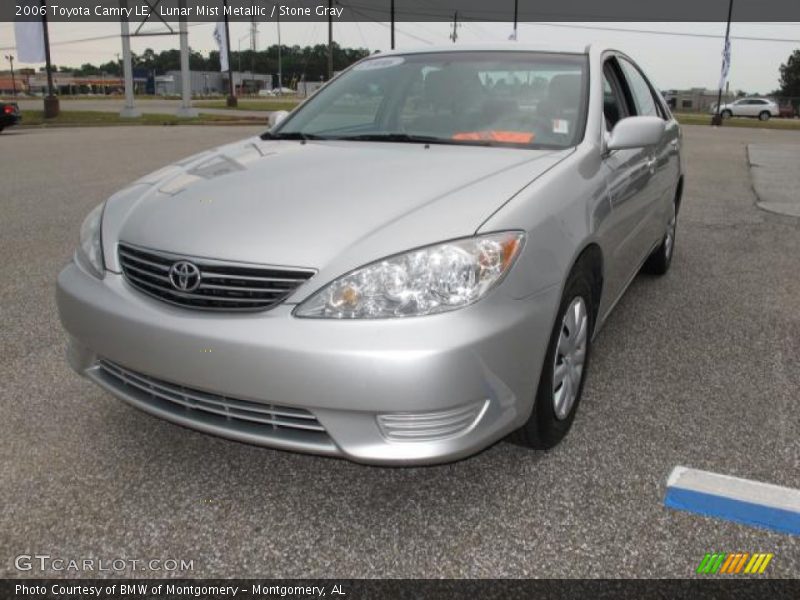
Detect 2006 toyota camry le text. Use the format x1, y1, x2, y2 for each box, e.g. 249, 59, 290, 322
57, 44, 683, 465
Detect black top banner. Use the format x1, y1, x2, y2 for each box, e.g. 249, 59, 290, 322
5, 0, 800, 22
3, 579, 800, 600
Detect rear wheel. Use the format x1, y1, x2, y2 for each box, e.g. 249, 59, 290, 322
758, 111, 770, 121
510, 265, 594, 449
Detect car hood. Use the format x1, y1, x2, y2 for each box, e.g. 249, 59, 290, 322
103, 137, 570, 276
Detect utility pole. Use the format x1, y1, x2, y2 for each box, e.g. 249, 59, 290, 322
450, 11, 460, 43
511, 0, 518, 41
390, 0, 395, 49
176, 0, 197, 118
223, 0, 237, 107
41, 0, 59, 117
277, 12, 283, 94
711, 0, 734, 126
250, 16, 257, 75
119, 0, 140, 117
327, 0, 333, 80
4, 55, 16, 97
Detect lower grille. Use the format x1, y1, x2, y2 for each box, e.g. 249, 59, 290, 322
94, 360, 331, 446
118, 243, 315, 312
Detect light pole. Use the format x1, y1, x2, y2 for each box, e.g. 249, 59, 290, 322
41, 0, 59, 117
390, 0, 395, 49
4, 55, 16, 97
327, 0, 333, 80
223, 0, 237, 107
277, 13, 282, 95
711, 0, 734, 126
237, 33, 252, 95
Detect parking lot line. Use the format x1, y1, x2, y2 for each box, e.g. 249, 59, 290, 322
665, 466, 800, 536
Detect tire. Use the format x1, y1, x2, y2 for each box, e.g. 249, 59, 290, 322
758, 111, 770, 121
721, 109, 732, 119
643, 198, 677, 275
510, 265, 594, 449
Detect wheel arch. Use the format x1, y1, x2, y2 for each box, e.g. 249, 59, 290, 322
569, 243, 604, 329
675, 175, 684, 215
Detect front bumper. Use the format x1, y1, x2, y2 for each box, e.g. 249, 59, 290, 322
57, 261, 559, 465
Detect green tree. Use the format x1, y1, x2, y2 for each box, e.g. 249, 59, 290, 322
778, 49, 800, 96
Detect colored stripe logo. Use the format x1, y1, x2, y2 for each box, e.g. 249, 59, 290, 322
696, 552, 773, 574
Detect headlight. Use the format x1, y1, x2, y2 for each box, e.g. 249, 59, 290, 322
295, 232, 524, 319
76, 203, 105, 278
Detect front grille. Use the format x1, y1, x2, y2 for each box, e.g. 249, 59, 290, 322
118, 243, 314, 311
95, 360, 329, 442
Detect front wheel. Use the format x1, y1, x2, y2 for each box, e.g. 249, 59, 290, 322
758, 111, 771, 121
721, 109, 733, 119
510, 266, 594, 449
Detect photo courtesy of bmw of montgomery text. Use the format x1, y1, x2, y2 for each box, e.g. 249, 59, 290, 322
57, 44, 683, 465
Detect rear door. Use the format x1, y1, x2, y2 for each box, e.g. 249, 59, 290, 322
742, 99, 760, 117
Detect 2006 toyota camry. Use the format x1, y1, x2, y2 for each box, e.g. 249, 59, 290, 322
57, 44, 683, 465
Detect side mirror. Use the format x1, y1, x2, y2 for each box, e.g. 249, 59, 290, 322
268, 110, 289, 128
606, 116, 666, 151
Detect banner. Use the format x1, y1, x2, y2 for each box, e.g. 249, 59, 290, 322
213, 21, 228, 72
13, 20, 45, 63
718, 38, 732, 91
5, 0, 800, 22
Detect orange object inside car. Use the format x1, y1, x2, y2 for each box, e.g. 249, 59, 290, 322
452, 131, 535, 144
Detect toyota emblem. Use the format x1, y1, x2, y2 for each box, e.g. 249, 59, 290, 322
168, 261, 201, 292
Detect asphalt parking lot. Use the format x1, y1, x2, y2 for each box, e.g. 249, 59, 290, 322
1, 124, 798, 578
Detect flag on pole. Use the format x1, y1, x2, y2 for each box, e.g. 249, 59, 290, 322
213, 22, 229, 72
14, 20, 46, 63
718, 38, 731, 91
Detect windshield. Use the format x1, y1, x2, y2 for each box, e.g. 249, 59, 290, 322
272, 51, 589, 149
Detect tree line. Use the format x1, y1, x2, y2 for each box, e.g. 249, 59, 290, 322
43, 46, 800, 97
54, 43, 372, 82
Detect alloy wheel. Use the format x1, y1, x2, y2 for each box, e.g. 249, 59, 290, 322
553, 296, 588, 420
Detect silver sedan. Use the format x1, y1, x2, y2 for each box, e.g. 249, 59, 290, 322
57, 44, 683, 465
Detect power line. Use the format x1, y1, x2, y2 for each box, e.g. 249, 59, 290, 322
520, 22, 800, 43
0, 22, 211, 52
338, 3, 434, 45
2, 18, 797, 54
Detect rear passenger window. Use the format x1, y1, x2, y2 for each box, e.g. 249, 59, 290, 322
618, 59, 662, 119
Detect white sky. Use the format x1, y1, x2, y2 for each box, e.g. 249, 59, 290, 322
1, 21, 799, 93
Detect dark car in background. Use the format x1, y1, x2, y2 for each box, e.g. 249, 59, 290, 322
0, 102, 21, 132
778, 101, 798, 119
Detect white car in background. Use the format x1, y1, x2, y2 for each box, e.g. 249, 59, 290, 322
259, 87, 296, 97
713, 97, 779, 121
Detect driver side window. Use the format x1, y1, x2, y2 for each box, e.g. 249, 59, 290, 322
603, 62, 629, 131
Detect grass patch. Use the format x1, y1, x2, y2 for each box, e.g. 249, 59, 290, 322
674, 112, 800, 130
18, 110, 266, 128
194, 99, 301, 112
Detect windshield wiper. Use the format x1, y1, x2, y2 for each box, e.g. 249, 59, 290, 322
260, 131, 328, 141
261, 131, 495, 146
331, 133, 464, 145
